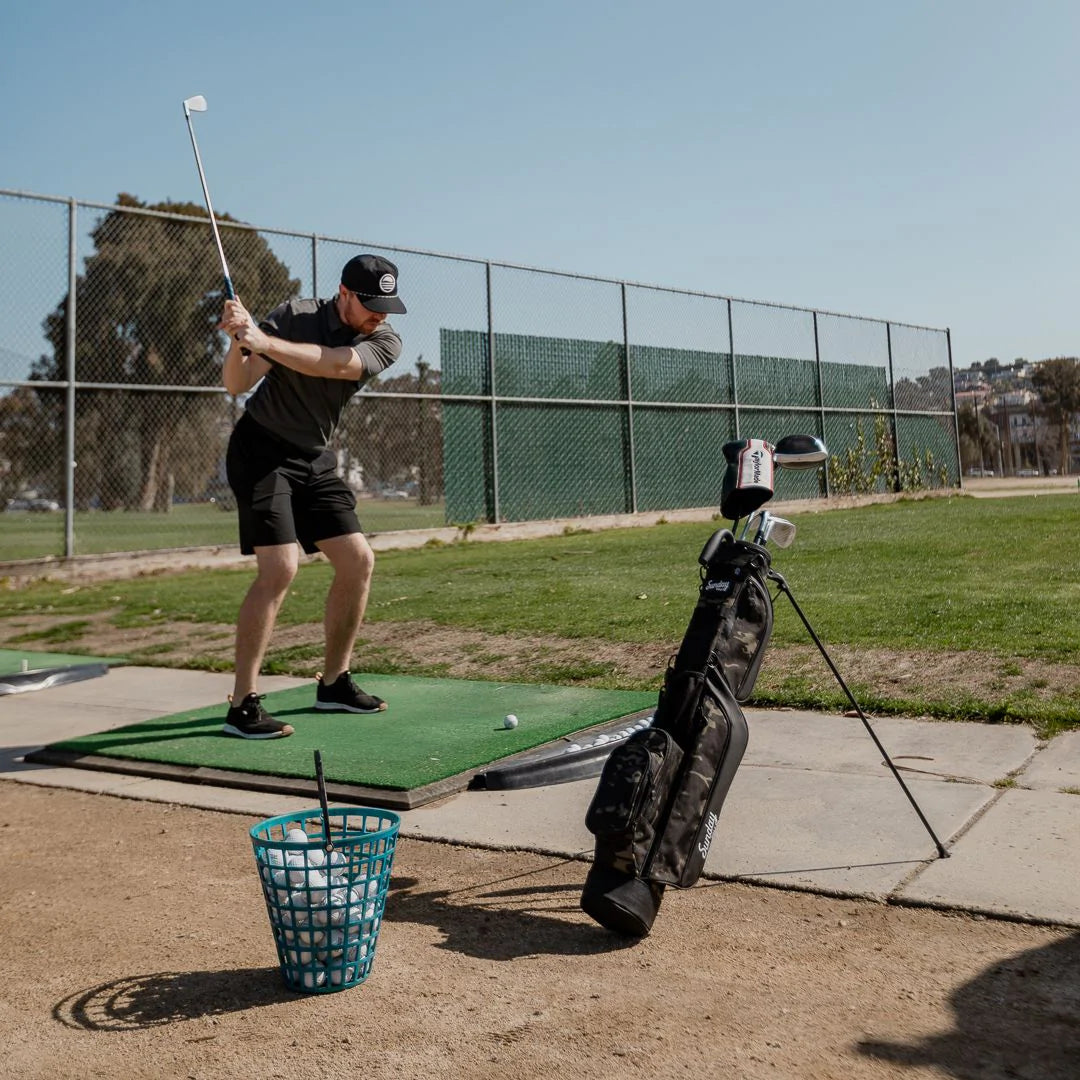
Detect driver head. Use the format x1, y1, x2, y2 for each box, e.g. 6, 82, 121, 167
774, 433, 827, 470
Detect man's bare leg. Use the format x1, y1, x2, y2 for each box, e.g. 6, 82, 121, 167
232, 542, 300, 701
315, 532, 375, 683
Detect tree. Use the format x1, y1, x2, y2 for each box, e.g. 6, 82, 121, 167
0, 386, 62, 503
955, 403, 995, 473
1032, 357, 1080, 475
340, 360, 443, 501
34, 194, 298, 510
894, 366, 952, 410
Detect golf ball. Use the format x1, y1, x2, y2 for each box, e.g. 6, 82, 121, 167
503, 714, 519, 729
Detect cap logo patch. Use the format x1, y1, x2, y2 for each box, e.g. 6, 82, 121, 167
379, 274, 396, 294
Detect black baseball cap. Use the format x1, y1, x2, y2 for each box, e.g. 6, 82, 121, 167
341, 254, 407, 314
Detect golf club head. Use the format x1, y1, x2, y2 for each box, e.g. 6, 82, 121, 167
720, 439, 775, 522
774, 434, 827, 470
183, 94, 208, 115
764, 516, 796, 548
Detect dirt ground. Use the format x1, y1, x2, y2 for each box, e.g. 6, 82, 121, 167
2, 783, 1078, 1080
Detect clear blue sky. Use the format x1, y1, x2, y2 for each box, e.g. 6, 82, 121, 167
1, 0, 1077, 370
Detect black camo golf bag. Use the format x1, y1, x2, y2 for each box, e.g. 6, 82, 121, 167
581, 529, 773, 936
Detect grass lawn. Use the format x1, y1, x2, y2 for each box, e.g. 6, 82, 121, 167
0, 498, 448, 560
2, 492, 1078, 731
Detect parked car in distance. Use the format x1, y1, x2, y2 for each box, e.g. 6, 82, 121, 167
5, 496, 61, 511
967, 468, 995, 477
1016, 468, 1039, 477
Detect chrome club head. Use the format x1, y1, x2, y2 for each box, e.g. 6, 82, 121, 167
764, 516, 796, 548
183, 94, 208, 116
774, 434, 827, 470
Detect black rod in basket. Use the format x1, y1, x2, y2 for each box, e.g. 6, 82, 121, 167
313, 749, 334, 853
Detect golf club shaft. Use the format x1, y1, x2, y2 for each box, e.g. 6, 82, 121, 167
313, 750, 334, 852
183, 108, 235, 299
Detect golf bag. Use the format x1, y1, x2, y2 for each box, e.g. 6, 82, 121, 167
581, 529, 773, 936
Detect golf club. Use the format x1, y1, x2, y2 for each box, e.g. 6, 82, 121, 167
774, 433, 828, 470
763, 515, 796, 548
182, 94, 236, 300
752, 509, 773, 545
740, 509, 763, 541
720, 438, 776, 531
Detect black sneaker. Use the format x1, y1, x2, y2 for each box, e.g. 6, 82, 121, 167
223, 693, 294, 739
315, 672, 387, 714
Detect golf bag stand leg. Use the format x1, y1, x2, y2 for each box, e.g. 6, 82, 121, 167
580, 531, 775, 936
768, 570, 949, 859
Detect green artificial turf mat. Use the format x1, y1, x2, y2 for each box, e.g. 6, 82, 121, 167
0, 649, 126, 675
40, 672, 655, 792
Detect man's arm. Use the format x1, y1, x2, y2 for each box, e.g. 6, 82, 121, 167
222, 336, 271, 395
220, 298, 394, 381
240, 333, 365, 381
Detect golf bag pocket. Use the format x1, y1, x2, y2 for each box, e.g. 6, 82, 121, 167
645, 672, 749, 888
585, 729, 684, 877
694, 537, 774, 703
716, 569, 773, 702
654, 668, 706, 743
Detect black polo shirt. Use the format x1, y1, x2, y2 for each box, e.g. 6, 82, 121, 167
242, 296, 401, 452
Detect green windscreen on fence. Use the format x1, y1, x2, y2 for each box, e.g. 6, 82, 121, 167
440, 329, 940, 523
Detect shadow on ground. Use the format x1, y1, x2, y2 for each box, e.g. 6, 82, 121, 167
858, 931, 1080, 1079
383, 869, 634, 960
53, 968, 296, 1031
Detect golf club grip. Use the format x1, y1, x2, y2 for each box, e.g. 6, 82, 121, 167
222, 277, 252, 357
314, 750, 333, 849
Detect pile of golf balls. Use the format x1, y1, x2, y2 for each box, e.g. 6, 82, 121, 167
562, 714, 653, 755
257, 826, 384, 990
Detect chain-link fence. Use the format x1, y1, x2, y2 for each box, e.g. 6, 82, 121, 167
0, 189, 958, 562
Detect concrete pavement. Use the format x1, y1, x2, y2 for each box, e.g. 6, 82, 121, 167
3, 665, 1078, 928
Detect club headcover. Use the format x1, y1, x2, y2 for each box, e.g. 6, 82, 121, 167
720, 439, 775, 521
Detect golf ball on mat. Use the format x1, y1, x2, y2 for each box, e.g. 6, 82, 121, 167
503, 714, 518, 729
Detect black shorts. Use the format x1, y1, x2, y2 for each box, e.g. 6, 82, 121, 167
226, 413, 362, 555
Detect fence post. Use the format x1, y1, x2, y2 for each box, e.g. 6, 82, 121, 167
64, 198, 78, 557
812, 311, 830, 498
485, 262, 500, 523
621, 281, 638, 514
885, 321, 900, 492
946, 328, 962, 488
311, 233, 319, 297
727, 298, 739, 438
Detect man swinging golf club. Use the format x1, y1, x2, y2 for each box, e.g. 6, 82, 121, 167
218, 254, 406, 739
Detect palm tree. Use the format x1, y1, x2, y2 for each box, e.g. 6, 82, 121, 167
1032, 358, 1080, 475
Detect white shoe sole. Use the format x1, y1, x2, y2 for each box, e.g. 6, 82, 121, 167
222, 723, 292, 739
313, 701, 386, 714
